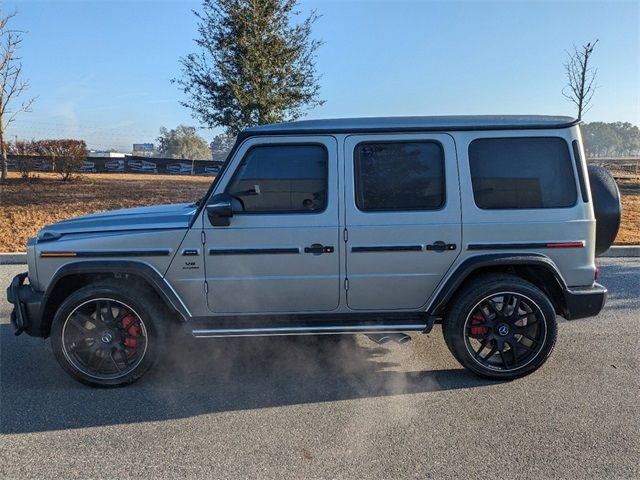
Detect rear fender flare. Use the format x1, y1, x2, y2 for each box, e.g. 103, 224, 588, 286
426, 253, 567, 315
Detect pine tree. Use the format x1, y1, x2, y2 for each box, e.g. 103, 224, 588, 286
175, 0, 324, 135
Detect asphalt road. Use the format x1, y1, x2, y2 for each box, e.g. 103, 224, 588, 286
1, 259, 638, 479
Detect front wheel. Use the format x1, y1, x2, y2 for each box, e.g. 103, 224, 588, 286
443, 274, 557, 380
50, 281, 164, 387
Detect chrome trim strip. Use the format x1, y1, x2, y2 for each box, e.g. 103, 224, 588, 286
191, 323, 428, 338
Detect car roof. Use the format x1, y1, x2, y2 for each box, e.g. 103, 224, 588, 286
240, 115, 578, 138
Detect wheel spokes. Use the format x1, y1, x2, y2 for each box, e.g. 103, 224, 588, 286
465, 292, 546, 372
484, 341, 498, 361
502, 294, 512, 315
68, 339, 94, 354
486, 300, 500, 317
475, 339, 489, 357
63, 298, 146, 379
513, 296, 521, 315
498, 350, 507, 368
68, 313, 93, 334
109, 350, 123, 372
104, 301, 116, 323
94, 302, 104, 324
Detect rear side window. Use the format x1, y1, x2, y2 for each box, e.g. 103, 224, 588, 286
226, 144, 328, 213
468, 137, 577, 209
355, 141, 445, 211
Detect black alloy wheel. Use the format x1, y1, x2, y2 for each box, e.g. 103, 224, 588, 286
443, 274, 558, 380
51, 281, 164, 387
463, 292, 547, 372
61, 298, 148, 380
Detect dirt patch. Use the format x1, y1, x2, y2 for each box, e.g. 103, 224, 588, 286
0, 167, 638, 252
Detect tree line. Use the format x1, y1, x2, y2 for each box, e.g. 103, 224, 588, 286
582, 122, 640, 157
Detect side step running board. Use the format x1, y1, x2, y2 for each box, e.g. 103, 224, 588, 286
191, 322, 429, 338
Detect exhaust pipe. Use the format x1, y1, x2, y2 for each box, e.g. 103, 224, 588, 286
365, 333, 393, 344
365, 333, 411, 345
393, 333, 412, 344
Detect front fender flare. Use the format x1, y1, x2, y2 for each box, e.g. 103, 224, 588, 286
42, 260, 191, 323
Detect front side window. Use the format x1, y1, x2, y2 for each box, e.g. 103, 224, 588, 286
226, 144, 328, 213
354, 141, 445, 211
469, 137, 577, 209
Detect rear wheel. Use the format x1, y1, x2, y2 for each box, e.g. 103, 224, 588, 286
50, 281, 164, 387
443, 274, 557, 380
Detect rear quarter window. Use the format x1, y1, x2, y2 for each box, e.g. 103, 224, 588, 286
468, 137, 577, 209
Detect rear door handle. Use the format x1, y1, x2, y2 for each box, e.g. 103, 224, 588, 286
426, 241, 457, 251
304, 243, 334, 255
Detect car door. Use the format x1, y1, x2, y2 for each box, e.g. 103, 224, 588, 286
344, 133, 461, 310
203, 136, 341, 314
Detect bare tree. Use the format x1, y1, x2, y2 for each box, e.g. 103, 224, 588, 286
0, 11, 35, 182
562, 39, 599, 121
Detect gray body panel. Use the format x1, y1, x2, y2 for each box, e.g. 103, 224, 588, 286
202, 135, 342, 314
29, 229, 189, 293
343, 133, 461, 310
450, 126, 595, 288
40, 203, 195, 236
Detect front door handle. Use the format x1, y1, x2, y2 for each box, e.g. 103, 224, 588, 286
304, 244, 334, 255
426, 241, 457, 252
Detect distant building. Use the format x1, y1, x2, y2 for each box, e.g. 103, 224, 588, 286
88, 151, 127, 158
133, 143, 156, 157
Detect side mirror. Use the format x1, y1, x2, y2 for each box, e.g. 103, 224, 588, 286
206, 193, 234, 226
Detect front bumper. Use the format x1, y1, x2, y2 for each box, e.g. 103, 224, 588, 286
562, 282, 607, 320
6, 273, 45, 336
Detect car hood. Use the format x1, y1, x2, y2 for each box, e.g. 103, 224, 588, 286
39, 203, 197, 237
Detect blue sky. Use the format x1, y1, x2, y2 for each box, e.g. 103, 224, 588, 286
4, 0, 639, 151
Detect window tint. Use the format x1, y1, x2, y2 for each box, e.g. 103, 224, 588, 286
355, 142, 445, 211
226, 144, 328, 213
468, 137, 577, 209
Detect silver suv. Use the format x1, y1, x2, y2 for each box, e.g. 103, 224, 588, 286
7, 116, 620, 387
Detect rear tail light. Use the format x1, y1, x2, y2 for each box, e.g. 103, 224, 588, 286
595, 266, 600, 281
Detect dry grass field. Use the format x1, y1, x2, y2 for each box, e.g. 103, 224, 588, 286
590, 158, 639, 245
615, 176, 639, 244
0, 173, 211, 252
0, 165, 638, 252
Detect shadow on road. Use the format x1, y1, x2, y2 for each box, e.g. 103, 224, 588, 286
1, 326, 495, 434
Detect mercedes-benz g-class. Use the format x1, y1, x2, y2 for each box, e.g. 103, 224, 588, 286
7, 116, 620, 386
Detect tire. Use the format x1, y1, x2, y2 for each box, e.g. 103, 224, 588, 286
588, 165, 622, 256
442, 274, 557, 380
50, 280, 165, 387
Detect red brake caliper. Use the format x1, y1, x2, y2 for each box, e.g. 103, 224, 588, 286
121, 312, 141, 357
470, 313, 488, 338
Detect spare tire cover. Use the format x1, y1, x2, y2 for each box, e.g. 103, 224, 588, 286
588, 165, 621, 255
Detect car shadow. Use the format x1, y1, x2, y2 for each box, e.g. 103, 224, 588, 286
0, 325, 496, 434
